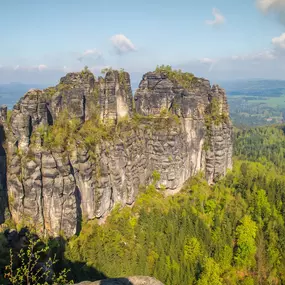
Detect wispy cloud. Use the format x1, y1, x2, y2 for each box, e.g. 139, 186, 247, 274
231, 50, 276, 61
77, 48, 103, 63
178, 52, 285, 81
200, 58, 217, 72
12, 64, 49, 71
206, 8, 225, 26
272, 33, 285, 49
257, 0, 285, 23
110, 34, 136, 55
38, 64, 48, 71
257, 0, 285, 12
200, 58, 215, 64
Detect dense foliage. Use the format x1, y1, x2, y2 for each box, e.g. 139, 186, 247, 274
33, 107, 180, 154
0, 232, 73, 285
3, 123, 285, 284
155, 65, 197, 89
61, 125, 285, 284
228, 95, 285, 127
63, 156, 285, 284
234, 125, 285, 171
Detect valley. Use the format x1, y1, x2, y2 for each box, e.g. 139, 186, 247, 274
224, 80, 285, 127
2, 0, 285, 284
0, 68, 285, 284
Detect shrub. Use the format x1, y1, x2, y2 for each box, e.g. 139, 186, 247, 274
155, 65, 196, 89
4, 233, 73, 285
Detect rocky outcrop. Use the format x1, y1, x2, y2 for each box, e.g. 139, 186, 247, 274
135, 72, 232, 183
98, 70, 133, 122
0, 68, 232, 237
73, 276, 164, 285
0, 106, 8, 224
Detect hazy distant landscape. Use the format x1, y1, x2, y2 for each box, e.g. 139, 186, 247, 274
3, 79, 285, 127
3, 0, 285, 283
222, 79, 285, 126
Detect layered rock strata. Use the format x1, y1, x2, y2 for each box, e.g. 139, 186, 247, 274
0, 68, 232, 237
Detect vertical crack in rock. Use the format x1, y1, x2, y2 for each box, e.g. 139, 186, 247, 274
47, 107, 53, 126
39, 153, 46, 235
0, 69, 233, 237
69, 159, 82, 235
0, 121, 8, 223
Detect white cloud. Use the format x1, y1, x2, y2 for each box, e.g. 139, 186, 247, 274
230, 49, 276, 61
257, 0, 285, 23
272, 33, 285, 49
38, 64, 48, 71
83, 49, 101, 57
200, 58, 215, 64
12, 65, 49, 72
253, 50, 276, 59
178, 53, 285, 81
110, 34, 136, 55
206, 8, 225, 26
257, 0, 285, 12
77, 48, 102, 63
200, 58, 217, 72
183, 49, 277, 77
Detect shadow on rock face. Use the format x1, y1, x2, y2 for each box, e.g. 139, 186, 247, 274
75, 278, 134, 285
100, 278, 133, 285
0, 124, 8, 224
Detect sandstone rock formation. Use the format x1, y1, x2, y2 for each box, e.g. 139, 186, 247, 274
0, 67, 233, 237
73, 276, 164, 285
0, 105, 8, 224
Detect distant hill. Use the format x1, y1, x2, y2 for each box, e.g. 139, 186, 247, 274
216, 79, 285, 97
3, 79, 285, 110
0, 82, 50, 109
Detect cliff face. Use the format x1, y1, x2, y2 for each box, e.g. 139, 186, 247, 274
0, 107, 8, 224
0, 68, 232, 237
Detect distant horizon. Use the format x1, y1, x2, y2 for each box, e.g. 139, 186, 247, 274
2, 1, 285, 83
2, 76, 285, 87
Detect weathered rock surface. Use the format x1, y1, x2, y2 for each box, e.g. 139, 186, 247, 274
135, 72, 232, 183
0, 107, 7, 224
0, 68, 233, 237
73, 276, 164, 285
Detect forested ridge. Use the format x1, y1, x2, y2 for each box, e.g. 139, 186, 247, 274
2, 125, 285, 284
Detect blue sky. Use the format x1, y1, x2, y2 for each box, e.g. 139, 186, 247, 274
1, 0, 285, 84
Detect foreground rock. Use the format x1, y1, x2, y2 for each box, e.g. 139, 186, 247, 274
0, 67, 233, 237
73, 276, 164, 285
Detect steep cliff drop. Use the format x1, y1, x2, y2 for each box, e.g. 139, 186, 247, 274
0, 67, 233, 237
0, 105, 8, 224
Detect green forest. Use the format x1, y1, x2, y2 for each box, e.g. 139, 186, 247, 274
2, 125, 285, 284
